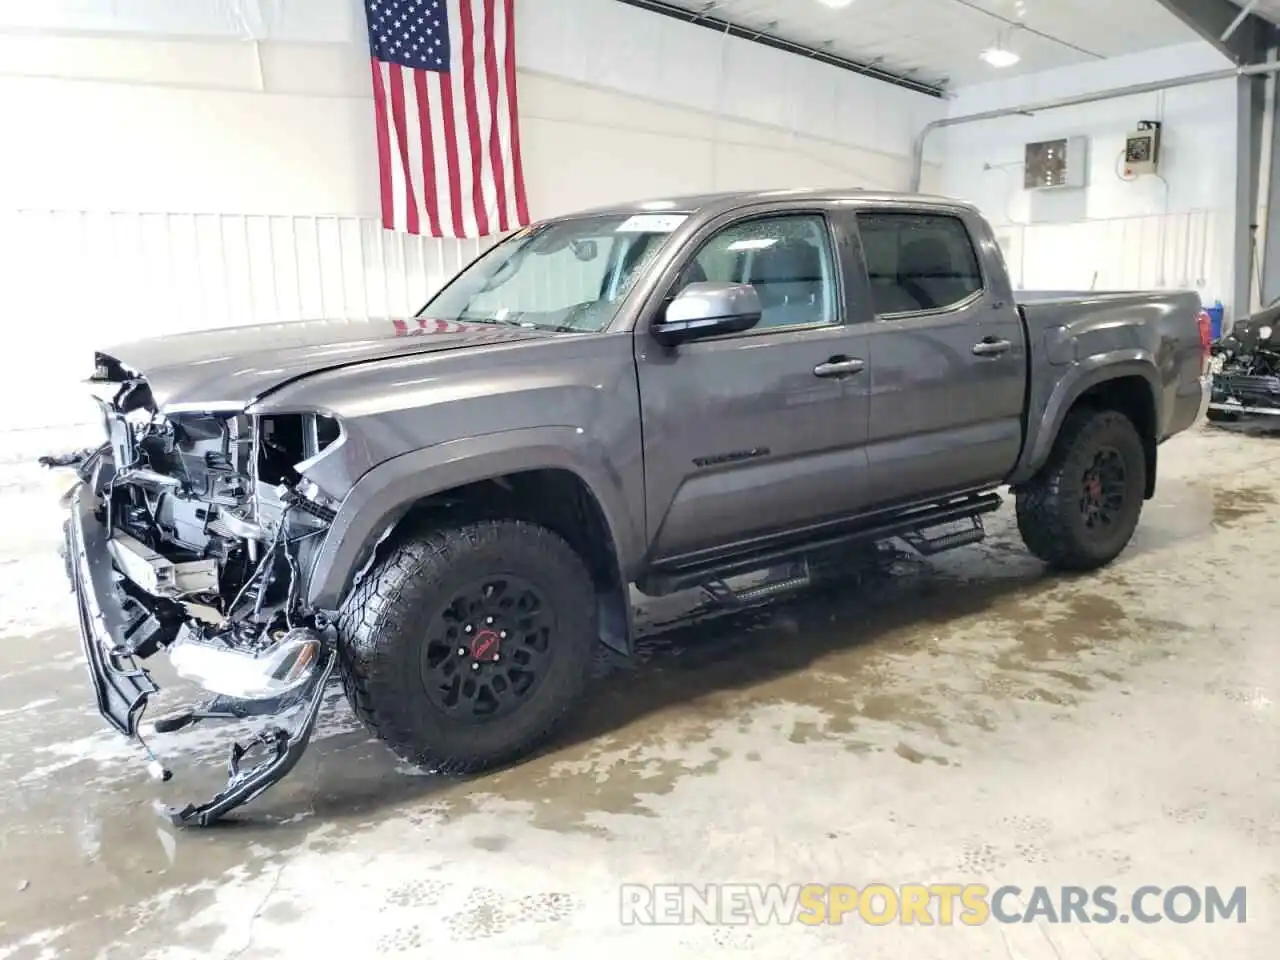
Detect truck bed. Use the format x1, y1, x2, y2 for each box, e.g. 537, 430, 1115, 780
1015, 289, 1151, 302
1012, 289, 1207, 458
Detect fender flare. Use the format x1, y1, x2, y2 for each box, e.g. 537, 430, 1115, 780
304, 428, 640, 641
1009, 352, 1162, 485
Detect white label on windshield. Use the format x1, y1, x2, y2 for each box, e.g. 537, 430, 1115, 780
616, 214, 688, 233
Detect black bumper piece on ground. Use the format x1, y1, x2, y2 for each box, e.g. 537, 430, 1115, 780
65, 483, 336, 827
162, 648, 336, 827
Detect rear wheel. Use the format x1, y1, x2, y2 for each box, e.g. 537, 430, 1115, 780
337, 518, 598, 773
1015, 408, 1147, 572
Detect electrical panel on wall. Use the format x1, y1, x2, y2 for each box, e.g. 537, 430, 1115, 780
1123, 121, 1162, 177
1023, 137, 1089, 190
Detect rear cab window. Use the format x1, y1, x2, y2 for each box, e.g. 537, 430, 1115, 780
856, 212, 985, 318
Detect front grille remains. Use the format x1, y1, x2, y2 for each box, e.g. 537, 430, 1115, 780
1215, 373, 1280, 401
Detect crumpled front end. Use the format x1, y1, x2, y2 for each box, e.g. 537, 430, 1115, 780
50, 355, 348, 826
1208, 320, 1280, 418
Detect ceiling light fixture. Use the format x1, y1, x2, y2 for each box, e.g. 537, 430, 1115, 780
980, 26, 1022, 69
980, 46, 1021, 67
815, 0, 856, 9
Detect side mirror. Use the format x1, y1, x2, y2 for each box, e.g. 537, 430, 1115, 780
651, 281, 762, 347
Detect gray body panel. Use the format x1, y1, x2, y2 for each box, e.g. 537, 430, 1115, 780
855, 205, 1027, 509
89, 188, 1207, 617
1008, 291, 1208, 484
101, 317, 555, 412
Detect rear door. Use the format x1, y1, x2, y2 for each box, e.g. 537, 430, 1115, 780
634, 205, 874, 565
851, 207, 1027, 508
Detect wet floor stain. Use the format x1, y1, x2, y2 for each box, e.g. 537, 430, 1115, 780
1209, 483, 1277, 526
3, 430, 1279, 957
894, 742, 950, 766
386, 536, 1207, 837
2, 519, 1209, 857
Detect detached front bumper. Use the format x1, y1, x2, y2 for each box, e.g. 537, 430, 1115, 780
66, 483, 160, 740
64, 483, 337, 826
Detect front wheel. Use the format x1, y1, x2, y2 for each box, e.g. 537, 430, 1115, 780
337, 518, 599, 773
1015, 408, 1147, 572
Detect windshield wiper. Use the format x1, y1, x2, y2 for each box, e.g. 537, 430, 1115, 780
458, 313, 536, 328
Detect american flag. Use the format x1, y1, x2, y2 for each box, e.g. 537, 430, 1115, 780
364, 0, 530, 238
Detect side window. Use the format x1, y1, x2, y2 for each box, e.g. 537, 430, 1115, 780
674, 214, 838, 331
857, 212, 984, 317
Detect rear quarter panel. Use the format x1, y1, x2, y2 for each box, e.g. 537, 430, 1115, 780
1008, 289, 1205, 484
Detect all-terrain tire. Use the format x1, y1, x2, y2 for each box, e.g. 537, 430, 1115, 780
337, 518, 598, 774
1015, 407, 1147, 572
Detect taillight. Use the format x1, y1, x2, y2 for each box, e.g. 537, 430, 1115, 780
1197, 309, 1212, 374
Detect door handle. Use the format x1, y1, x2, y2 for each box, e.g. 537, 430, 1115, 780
971, 337, 1011, 357
813, 356, 865, 378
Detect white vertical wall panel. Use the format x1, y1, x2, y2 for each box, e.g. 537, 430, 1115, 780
654, 18, 725, 116
996, 209, 1226, 299
0, 0, 945, 161
941, 42, 1237, 312
0, 0, 365, 42
720, 40, 794, 132
0, 0, 945, 439
0, 208, 495, 435
2, 209, 491, 331
513, 0, 944, 162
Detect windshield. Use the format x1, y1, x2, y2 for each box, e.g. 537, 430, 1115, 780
417, 212, 690, 333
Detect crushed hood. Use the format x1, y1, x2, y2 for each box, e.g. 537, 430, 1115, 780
95, 317, 557, 412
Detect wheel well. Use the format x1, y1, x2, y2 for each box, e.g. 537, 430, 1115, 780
1070, 375, 1158, 498
397, 468, 632, 655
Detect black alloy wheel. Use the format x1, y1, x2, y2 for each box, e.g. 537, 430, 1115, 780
337, 518, 599, 774
1078, 447, 1127, 533
421, 576, 554, 723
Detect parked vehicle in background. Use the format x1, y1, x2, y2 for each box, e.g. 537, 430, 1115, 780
50, 188, 1212, 825
1208, 296, 1280, 422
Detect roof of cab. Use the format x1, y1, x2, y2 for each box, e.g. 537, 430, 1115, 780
556, 187, 977, 221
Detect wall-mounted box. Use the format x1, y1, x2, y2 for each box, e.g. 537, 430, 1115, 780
1123, 121, 1163, 177
1023, 136, 1089, 190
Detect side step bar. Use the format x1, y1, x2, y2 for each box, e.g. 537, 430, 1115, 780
640, 492, 1003, 597
901, 516, 986, 556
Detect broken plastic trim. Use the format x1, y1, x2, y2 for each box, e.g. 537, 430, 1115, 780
161, 646, 336, 827
65, 482, 339, 827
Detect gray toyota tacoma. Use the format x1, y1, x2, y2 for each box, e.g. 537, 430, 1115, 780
49, 189, 1212, 825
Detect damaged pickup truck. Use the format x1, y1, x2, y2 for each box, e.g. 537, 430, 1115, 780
50, 189, 1212, 825
1207, 296, 1280, 421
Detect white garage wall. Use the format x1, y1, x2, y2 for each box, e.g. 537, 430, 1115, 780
940, 42, 1237, 310
0, 0, 944, 437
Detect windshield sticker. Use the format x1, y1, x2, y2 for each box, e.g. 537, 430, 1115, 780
616, 213, 688, 234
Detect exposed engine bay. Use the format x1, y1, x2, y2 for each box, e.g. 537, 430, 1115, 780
1208, 314, 1280, 418
48, 353, 346, 826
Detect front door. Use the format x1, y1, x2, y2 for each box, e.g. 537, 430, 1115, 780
634, 209, 873, 565
852, 208, 1027, 508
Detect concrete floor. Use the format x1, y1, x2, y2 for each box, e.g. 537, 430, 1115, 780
0, 421, 1276, 959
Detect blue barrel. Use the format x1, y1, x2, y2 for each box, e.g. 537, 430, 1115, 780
1206, 301, 1224, 340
